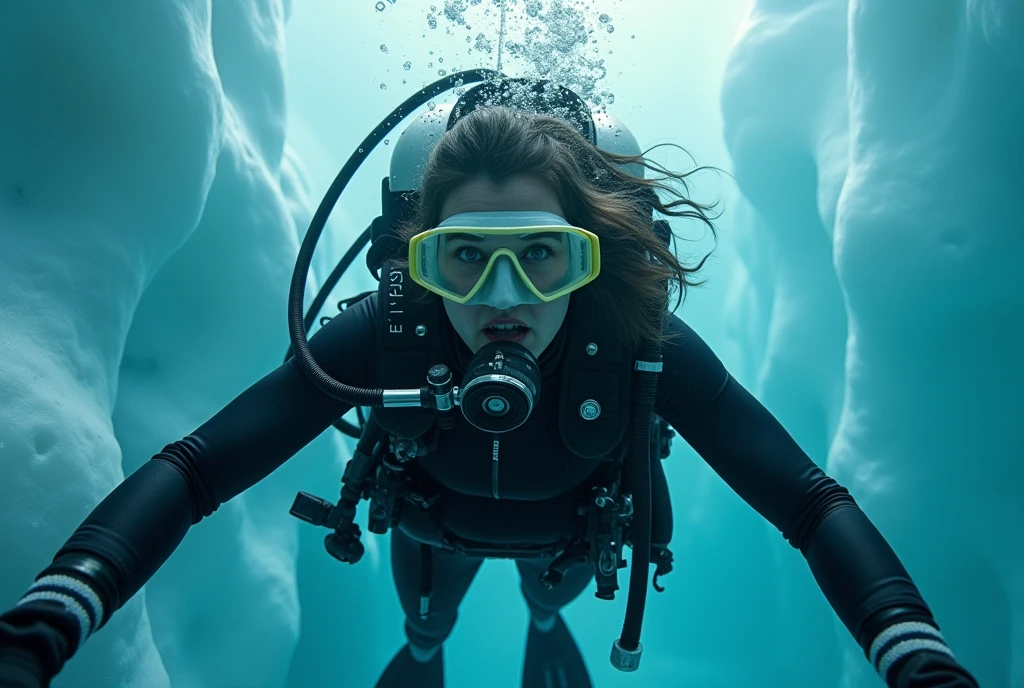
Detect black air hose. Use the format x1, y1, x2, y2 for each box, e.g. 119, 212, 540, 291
612, 337, 663, 670
287, 69, 500, 407
285, 223, 375, 437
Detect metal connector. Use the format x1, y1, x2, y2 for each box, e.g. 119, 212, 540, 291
610, 639, 643, 672
382, 388, 426, 407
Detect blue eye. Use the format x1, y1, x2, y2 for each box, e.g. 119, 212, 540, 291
523, 245, 555, 261
455, 246, 483, 262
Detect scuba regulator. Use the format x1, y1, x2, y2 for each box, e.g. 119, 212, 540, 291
284, 70, 667, 672
459, 342, 541, 432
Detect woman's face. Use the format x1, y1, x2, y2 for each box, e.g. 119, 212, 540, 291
438, 174, 570, 357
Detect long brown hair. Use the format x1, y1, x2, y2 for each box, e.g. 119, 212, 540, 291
399, 106, 721, 348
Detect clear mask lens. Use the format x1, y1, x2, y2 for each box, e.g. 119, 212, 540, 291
410, 212, 599, 307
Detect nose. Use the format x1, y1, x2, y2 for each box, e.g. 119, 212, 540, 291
482, 257, 534, 310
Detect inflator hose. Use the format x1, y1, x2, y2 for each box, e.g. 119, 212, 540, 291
287, 69, 501, 407
614, 337, 663, 667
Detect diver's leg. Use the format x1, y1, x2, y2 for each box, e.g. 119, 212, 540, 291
516, 559, 595, 688
391, 528, 484, 659
517, 558, 594, 629
375, 530, 484, 687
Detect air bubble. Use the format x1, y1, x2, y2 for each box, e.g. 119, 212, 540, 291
427, 101, 436, 110
375, 1, 385, 10
475, 33, 493, 53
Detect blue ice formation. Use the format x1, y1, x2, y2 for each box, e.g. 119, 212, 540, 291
0, 2, 381, 687
721, 1, 1023, 687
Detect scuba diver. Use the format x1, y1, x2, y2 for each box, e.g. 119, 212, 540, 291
0, 73, 980, 688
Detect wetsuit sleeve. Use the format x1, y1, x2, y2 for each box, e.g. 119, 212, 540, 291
654, 313, 976, 688
0, 294, 380, 683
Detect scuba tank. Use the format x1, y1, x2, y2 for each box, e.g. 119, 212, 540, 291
283, 70, 668, 671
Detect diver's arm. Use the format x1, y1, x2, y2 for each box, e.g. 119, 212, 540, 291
654, 314, 977, 688
0, 294, 379, 684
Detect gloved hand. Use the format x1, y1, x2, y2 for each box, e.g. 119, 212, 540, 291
0, 601, 78, 688
0, 646, 48, 688
894, 650, 979, 688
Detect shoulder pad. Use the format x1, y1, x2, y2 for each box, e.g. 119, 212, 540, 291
559, 290, 633, 459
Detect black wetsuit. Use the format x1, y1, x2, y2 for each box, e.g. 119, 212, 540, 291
0, 293, 977, 687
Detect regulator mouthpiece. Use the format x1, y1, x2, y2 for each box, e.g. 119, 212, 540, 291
459, 342, 541, 433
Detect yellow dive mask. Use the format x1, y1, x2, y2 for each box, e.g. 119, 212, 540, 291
408, 211, 601, 309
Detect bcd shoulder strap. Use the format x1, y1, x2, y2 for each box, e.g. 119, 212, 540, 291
374, 261, 445, 440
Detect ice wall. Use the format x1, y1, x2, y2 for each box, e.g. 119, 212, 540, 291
110, 1, 308, 685
0, 4, 221, 687
0, 2, 378, 687
722, 1, 1024, 687
720, 2, 850, 685
834, 3, 1023, 686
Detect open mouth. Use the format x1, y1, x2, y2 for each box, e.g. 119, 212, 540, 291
482, 320, 530, 342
